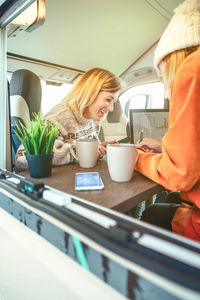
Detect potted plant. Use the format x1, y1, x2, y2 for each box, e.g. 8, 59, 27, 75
15, 113, 58, 178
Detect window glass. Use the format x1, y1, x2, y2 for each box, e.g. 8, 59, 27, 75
41, 80, 73, 115
129, 95, 147, 109
7, 73, 11, 82
119, 81, 164, 116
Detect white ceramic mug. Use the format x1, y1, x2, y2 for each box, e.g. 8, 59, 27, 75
74, 139, 98, 168
107, 144, 138, 182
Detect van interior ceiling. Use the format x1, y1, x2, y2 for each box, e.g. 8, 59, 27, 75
1, 2, 200, 300
7, 0, 183, 87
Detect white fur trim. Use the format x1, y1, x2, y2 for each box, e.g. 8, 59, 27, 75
154, 0, 200, 68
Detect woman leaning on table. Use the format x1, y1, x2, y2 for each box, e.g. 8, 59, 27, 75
136, 0, 200, 242
16, 67, 121, 170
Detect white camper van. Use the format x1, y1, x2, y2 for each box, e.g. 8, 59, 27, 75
0, 1, 199, 299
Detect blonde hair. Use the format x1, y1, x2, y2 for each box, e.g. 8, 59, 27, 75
63, 68, 121, 116
162, 46, 199, 98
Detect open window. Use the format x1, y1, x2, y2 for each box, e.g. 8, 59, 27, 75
119, 81, 164, 117
40, 80, 73, 115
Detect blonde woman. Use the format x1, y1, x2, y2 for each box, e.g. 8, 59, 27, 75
16, 68, 121, 170
136, 0, 200, 242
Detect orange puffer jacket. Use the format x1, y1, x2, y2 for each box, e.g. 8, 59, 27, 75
136, 48, 200, 242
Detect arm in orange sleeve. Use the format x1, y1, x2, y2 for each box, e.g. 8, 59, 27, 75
136, 70, 200, 192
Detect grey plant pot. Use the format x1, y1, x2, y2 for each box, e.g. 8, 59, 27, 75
26, 153, 53, 178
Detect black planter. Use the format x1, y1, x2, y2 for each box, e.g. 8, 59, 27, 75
26, 153, 53, 178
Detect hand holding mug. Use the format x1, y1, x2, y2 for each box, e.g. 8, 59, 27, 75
98, 139, 117, 158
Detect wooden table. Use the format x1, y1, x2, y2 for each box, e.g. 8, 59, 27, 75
20, 160, 164, 213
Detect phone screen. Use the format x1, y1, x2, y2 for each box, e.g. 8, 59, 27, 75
75, 172, 104, 191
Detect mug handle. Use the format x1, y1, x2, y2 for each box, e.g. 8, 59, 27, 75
70, 145, 78, 160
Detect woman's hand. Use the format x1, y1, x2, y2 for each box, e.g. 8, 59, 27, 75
136, 138, 162, 153
98, 139, 117, 158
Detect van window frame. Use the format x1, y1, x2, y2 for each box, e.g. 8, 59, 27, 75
119, 80, 164, 117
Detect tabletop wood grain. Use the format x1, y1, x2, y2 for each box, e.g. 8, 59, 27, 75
20, 160, 164, 213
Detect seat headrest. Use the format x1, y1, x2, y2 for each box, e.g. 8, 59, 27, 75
10, 69, 42, 120
107, 100, 123, 123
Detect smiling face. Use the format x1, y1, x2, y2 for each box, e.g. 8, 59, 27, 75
83, 91, 119, 121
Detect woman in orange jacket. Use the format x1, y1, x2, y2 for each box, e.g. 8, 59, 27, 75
136, 0, 200, 242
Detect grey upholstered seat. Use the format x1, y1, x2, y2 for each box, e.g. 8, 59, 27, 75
100, 100, 130, 143
9, 69, 42, 169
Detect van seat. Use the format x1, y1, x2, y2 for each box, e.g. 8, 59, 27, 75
101, 100, 130, 142
9, 69, 42, 169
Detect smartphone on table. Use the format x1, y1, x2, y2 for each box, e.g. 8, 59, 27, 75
75, 172, 104, 191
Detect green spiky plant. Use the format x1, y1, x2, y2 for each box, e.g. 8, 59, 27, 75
14, 113, 58, 155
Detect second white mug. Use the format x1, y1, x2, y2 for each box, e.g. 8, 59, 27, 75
75, 139, 98, 168
107, 144, 138, 182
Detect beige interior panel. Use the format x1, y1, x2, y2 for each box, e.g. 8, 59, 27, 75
7, 56, 59, 80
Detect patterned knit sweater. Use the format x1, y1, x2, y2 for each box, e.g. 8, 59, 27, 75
15, 100, 100, 170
